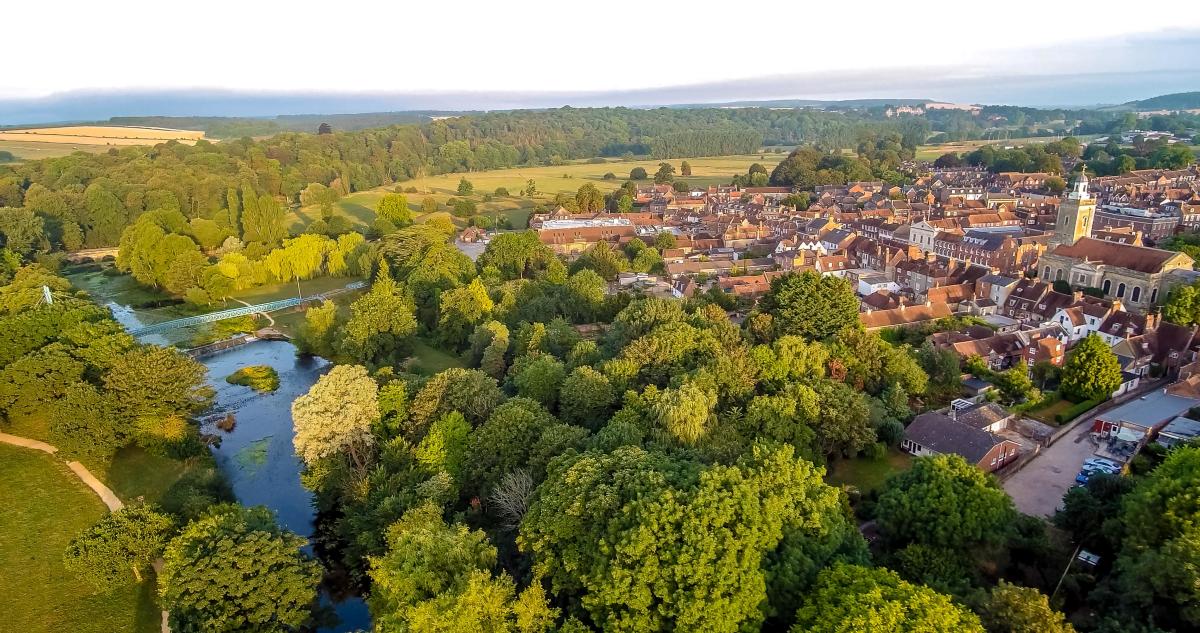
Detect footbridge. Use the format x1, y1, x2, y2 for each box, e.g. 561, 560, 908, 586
127, 281, 366, 337
65, 247, 120, 263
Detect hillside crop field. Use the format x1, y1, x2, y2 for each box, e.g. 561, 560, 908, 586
0, 138, 120, 160
915, 134, 1101, 161
291, 153, 784, 231
0, 126, 205, 160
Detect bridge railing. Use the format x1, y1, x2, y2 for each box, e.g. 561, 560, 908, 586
126, 281, 368, 337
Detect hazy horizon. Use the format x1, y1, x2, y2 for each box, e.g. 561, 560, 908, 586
3, 1, 1199, 125
2, 67, 1199, 127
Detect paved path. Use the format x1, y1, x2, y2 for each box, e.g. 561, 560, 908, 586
1003, 424, 1099, 517
0, 432, 124, 511
0, 431, 58, 454
1, 431, 167, 631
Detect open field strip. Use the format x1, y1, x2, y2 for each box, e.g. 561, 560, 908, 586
291, 153, 784, 230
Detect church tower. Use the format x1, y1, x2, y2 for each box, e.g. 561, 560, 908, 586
1050, 170, 1095, 248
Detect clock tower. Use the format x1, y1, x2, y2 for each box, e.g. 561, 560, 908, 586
1050, 170, 1095, 248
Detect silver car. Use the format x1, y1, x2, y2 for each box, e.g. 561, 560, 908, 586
1083, 457, 1120, 471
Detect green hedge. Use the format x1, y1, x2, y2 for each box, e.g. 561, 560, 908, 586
1056, 399, 1100, 424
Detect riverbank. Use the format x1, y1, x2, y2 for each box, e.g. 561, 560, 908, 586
196, 340, 370, 631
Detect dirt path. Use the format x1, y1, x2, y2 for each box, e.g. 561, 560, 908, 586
0, 432, 123, 511
0, 432, 57, 454
0, 431, 168, 631
233, 298, 274, 326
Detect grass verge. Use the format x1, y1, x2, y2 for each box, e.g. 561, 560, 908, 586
0, 444, 160, 633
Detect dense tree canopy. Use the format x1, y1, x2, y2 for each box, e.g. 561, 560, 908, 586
520, 443, 848, 633
791, 564, 984, 633
982, 581, 1076, 633
159, 505, 321, 633
292, 364, 378, 470
1059, 334, 1122, 402
338, 263, 418, 366
64, 505, 174, 589
876, 455, 1017, 555
758, 271, 860, 340
1114, 446, 1200, 628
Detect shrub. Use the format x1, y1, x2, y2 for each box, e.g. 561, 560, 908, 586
861, 442, 888, 460
1056, 399, 1099, 423
225, 365, 280, 392
602, 172, 617, 180
876, 419, 905, 446
494, 187, 510, 196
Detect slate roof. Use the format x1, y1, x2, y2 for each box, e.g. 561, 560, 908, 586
904, 412, 1014, 464
956, 402, 1012, 430
1047, 237, 1188, 274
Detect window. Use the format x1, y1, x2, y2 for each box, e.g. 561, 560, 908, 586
1102, 279, 1111, 294
1044, 266, 1052, 279
1117, 283, 1126, 298
1055, 269, 1064, 281
1132, 286, 1142, 302
1151, 288, 1159, 303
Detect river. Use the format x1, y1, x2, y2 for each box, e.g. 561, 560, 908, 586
103, 296, 372, 632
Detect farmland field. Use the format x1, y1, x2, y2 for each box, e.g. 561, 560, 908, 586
915, 134, 1100, 161
0, 138, 120, 160
0, 126, 205, 160
290, 153, 785, 231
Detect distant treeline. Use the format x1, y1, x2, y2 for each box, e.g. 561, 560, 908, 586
107, 112, 455, 138
0, 107, 934, 253
918, 105, 1199, 142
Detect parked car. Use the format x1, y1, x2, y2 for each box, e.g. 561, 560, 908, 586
1082, 463, 1120, 476
1075, 471, 1091, 485
1083, 457, 1120, 471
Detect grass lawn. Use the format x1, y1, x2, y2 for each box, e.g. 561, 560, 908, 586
4, 413, 200, 506
95, 447, 202, 506
409, 338, 465, 375
225, 275, 363, 305
288, 154, 784, 232
66, 267, 178, 310
825, 448, 913, 494
0, 444, 160, 633
1026, 397, 1073, 425
914, 135, 1100, 161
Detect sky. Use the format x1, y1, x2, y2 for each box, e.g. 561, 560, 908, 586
3, 0, 1200, 122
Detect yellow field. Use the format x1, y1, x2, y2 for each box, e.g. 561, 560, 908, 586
0, 126, 204, 147
290, 153, 784, 231
0, 139, 116, 160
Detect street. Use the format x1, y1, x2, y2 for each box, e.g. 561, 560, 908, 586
1003, 423, 1101, 518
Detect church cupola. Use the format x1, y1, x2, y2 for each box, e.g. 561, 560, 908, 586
1050, 168, 1096, 248
1068, 168, 1091, 201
